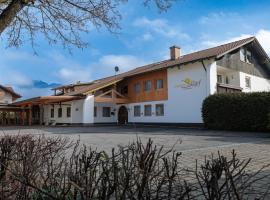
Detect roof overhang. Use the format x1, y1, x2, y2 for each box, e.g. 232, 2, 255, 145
83, 79, 123, 95
13, 96, 84, 106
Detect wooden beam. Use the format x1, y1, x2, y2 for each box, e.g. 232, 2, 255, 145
95, 97, 129, 104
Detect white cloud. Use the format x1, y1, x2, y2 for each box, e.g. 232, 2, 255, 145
0, 70, 32, 87
199, 12, 240, 25
58, 68, 92, 83
133, 17, 190, 40
201, 29, 270, 55
142, 33, 154, 41
96, 54, 147, 72
17, 87, 52, 99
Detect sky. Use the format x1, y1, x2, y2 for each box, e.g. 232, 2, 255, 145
1, 0, 270, 99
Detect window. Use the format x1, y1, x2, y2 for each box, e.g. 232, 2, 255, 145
121, 85, 128, 94
245, 76, 251, 88
102, 107, 111, 117
58, 108, 62, 118
144, 80, 151, 91
240, 48, 253, 64
94, 106, 97, 117
50, 108, 54, 118
225, 76, 229, 84
134, 83, 141, 93
156, 79, 164, 89
217, 75, 222, 84
156, 104, 164, 116
240, 48, 245, 62
144, 105, 152, 116
67, 107, 71, 118
134, 105, 141, 117
246, 50, 252, 64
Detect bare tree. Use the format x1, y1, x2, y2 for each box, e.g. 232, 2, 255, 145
0, 0, 177, 49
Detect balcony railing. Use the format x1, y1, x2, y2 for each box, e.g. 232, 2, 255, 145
217, 83, 242, 94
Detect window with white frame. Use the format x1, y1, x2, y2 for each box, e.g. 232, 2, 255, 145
225, 76, 229, 84
58, 108, 62, 118
134, 105, 141, 117
144, 105, 152, 116
217, 75, 222, 83
50, 108, 54, 118
94, 106, 97, 117
67, 107, 71, 118
245, 76, 251, 88
240, 48, 253, 64
156, 79, 163, 89
156, 104, 164, 116
144, 80, 151, 91
102, 107, 111, 117
134, 83, 141, 93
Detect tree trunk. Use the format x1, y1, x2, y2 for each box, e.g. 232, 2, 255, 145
0, 0, 25, 34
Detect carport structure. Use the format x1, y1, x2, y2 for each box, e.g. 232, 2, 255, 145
13, 96, 83, 125
0, 105, 29, 125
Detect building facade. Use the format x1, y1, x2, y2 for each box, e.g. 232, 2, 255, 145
14, 37, 270, 125
0, 85, 25, 125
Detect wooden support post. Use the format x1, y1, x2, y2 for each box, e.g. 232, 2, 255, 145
39, 104, 44, 125
28, 105, 32, 126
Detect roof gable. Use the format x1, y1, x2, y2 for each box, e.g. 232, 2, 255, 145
0, 85, 21, 99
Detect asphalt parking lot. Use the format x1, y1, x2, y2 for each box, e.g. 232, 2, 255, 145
1, 125, 270, 196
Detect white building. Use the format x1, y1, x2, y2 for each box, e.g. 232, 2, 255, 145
0, 85, 23, 125
14, 37, 270, 125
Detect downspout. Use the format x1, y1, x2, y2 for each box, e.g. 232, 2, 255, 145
201, 60, 208, 97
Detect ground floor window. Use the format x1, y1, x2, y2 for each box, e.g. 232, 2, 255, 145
245, 76, 251, 88
67, 107, 71, 118
102, 107, 111, 117
58, 108, 62, 118
144, 105, 152, 116
134, 105, 141, 117
94, 106, 97, 117
217, 75, 222, 83
51, 108, 54, 118
156, 104, 164, 116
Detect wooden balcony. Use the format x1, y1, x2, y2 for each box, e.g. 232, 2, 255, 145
217, 83, 242, 94
94, 89, 129, 104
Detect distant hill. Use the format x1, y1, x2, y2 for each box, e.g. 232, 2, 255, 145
32, 80, 60, 89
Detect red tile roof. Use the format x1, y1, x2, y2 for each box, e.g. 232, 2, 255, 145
58, 36, 269, 96
0, 85, 21, 98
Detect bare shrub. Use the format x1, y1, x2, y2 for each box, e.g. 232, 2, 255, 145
195, 150, 270, 200
0, 135, 269, 199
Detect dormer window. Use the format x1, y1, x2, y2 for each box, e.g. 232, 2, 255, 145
240, 48, 252, 64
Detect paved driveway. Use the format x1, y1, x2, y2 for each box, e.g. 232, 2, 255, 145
1, 125, 270, 195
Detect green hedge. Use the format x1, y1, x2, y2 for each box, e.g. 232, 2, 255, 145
202, 92, 270, 132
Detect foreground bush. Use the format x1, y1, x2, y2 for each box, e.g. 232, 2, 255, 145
202, 92, 270, 131
0, 135, 269, 199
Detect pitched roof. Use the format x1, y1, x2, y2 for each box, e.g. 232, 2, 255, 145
0, 85, 21, 98
60, 36, 269, 96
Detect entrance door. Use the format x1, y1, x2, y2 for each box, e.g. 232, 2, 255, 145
118, 106, 128, 124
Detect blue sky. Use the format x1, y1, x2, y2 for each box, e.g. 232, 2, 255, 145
1, 0, 270, 99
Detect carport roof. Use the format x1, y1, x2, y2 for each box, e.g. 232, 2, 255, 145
13, 96, 84, 106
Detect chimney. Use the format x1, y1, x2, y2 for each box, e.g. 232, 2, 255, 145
170, 45, 181, 60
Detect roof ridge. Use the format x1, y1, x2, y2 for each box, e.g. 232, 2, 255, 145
182, 36, 255, 57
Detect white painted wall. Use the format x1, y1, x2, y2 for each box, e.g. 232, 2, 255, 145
207, 61, 217, 94
239, 72, 270, 92
71, 99, 84, 123
126, 101, 168, 123
43, 103, 72, 124
166, 61, 213, 123
126, 60, 215, 124
0, 89, 13, 104
82, 95, 95, 124
94, 102, 117, 123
